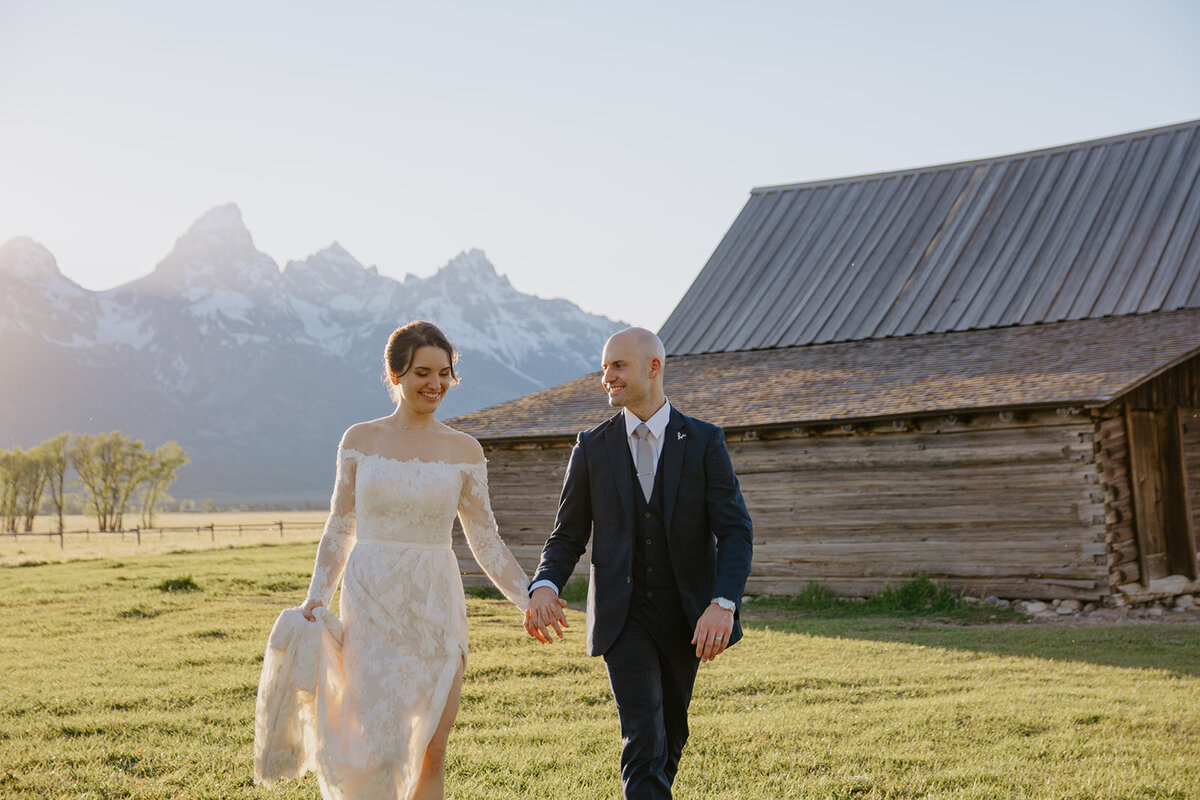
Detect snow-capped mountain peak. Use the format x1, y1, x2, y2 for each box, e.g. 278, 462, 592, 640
0, 236, 89, 302
435, 249, 513, 290
284, 242, 367, 283
0, 236, 65, 282
316, 241, 359, 267
145, 203, 280, 295
283, 242, 396, 328
170, 203, 259, 262
0, 236, 93, 340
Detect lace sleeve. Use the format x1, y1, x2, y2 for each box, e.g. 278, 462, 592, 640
458, 461, 530, 612
305, 443, 357, 606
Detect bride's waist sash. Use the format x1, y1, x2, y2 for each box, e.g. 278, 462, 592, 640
355, 537, 452, 551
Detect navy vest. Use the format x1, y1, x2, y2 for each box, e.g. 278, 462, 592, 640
629, 447, 685, 622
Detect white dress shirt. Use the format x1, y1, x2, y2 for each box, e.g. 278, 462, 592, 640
623, 398, 672, 473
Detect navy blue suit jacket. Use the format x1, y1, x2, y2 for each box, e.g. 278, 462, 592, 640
531, 407, 754, 656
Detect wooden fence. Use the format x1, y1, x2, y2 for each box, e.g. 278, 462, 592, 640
4, 520, 325, 550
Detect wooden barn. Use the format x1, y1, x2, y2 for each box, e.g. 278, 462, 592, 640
451, 119, 1200, 604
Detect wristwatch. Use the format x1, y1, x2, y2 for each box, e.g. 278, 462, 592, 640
711, 597, 736, 612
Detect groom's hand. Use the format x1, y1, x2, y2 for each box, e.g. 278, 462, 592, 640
692, 603, 734, 662
525, 587, 569, 643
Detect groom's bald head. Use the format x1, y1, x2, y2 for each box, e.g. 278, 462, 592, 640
608, 327, 665, 364
601, 327, 666, 417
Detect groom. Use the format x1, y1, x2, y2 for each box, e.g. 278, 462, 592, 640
525, 327, 754, 800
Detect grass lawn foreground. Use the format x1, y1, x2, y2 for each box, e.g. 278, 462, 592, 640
1, 542, 1198, 799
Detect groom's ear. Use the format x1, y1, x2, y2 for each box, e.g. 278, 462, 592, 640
647, 357, 663, 379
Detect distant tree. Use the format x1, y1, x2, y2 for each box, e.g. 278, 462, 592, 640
16, 447, 50, 532
40, 433, 71, 534
0, 449, 16, 532
139, 441, 189, 528
70, 432, 152, 532
0, 447, 50, 533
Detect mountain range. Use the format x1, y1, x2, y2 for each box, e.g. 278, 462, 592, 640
0, 204, 623, 504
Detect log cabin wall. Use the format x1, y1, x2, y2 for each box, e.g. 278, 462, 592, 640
1133, 356, 1200, 565
1100, 354, 1200, 589
726, 412, 1105, 600
1096, 414, 1138, 588
1184, 408, 1200, 558
464, 409, 1108, 601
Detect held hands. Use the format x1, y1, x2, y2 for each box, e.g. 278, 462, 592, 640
299, 597, 324, 622
524, 586, 569, 643
692, 603, 734, 662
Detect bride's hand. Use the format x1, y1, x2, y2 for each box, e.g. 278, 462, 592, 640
299, 597, 324, 621
525, 587, 568, 642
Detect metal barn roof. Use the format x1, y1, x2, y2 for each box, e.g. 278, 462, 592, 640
659, 119, 1200, 356
451, 309, 1200, 441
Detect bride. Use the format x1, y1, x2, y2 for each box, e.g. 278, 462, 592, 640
255, 320, 549, 800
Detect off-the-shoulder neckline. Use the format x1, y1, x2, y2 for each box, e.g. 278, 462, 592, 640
340, 447, 486, 469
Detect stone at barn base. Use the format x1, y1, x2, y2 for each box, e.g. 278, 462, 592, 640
1056, 599, 1082, 615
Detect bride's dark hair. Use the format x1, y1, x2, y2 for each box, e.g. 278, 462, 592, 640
383, 321, 459, 403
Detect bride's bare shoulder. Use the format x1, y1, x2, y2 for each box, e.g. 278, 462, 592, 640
440, 425, 485, 464
340, 417, 392, 451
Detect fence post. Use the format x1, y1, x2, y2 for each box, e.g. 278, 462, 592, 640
210, 523, 215, 542
278, 521, 284, 539
136, 527, 141, 546
59, 531, 64, 550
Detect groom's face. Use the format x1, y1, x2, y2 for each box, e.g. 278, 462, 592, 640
601, 338, 650, 409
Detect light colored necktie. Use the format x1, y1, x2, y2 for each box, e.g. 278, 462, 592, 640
633, 423, 654, 502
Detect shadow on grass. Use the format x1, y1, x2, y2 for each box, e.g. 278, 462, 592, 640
534, 577, 1200, 678
420, 576, 1200, 677
746, 615, 1200, 677
741, 583, 1200, 678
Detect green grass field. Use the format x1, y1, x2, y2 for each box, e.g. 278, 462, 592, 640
2, 543, 1199, 799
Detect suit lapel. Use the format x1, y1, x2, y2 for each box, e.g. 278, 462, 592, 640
661, 408, 688, 530
601, 415, 635, 525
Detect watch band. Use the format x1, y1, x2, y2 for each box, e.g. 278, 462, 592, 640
711, 596, 736, 612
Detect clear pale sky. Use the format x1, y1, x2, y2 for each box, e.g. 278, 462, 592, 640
2, 1, 1198, 331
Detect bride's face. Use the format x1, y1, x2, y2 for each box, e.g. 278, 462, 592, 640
395, 346, 454, 412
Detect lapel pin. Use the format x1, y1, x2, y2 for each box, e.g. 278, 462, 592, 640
677, 432, 687, 440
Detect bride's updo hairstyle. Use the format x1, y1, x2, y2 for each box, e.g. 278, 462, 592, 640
383, 321, 460, 403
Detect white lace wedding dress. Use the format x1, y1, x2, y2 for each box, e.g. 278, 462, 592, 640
255, 441, 530, 799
